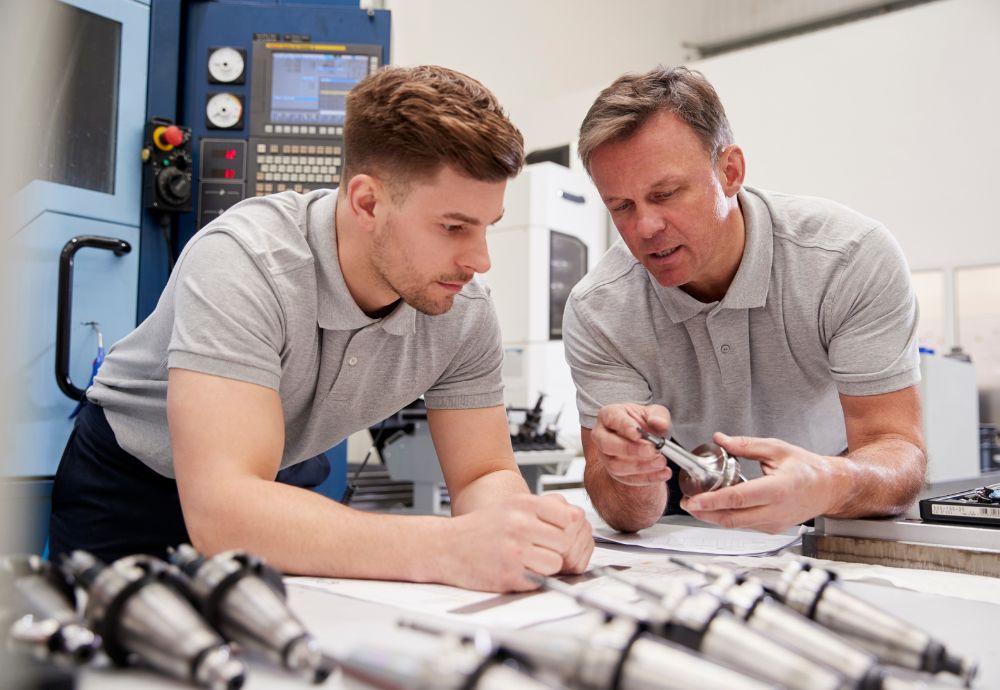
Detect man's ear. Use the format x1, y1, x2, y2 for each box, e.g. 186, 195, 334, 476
344, 174, 384, 232
717, 144, 746, 196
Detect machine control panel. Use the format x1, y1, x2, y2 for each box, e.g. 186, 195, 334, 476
198, 139, 247, 228
245, 39, 379, 199
195, 37, 381, 228
142, 118, 193, 213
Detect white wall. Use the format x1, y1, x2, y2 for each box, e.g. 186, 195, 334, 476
693, 0, 1000, 271
385, 0, 697, 153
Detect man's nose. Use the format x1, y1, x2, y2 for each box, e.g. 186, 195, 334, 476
460, 232, 491, 274
636, 206, 666, 239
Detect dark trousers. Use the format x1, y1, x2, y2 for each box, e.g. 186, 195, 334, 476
49, 402, 189, 563
49, 402, 330, 564
664, 458, 690, 516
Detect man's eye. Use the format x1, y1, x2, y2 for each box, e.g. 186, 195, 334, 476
654, 191, 674, 201
443, 224, 466, 232
611, 201, 633, 213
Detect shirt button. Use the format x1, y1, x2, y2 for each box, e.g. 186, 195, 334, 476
720, 344, 731, 354
348, 356, 358, 366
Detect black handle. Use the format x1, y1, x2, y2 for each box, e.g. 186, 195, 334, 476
559, 189, 586, 204
55, 235, 132, 401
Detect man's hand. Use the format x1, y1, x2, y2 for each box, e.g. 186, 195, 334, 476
591, 403, 674, 487
680, 432, 843, 533
444, 493, 593, 592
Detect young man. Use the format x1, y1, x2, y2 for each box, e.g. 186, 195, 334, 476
564, 66, 926, 534
50, 65, 593, 593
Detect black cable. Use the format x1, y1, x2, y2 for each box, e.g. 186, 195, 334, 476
341, 417, 392, 507
157, 212, 175, 272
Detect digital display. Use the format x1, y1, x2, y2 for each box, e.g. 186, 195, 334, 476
270, 52, 370, 125
200, 139, 246, 182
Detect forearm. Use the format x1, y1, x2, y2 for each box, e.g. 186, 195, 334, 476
584, 455, 666, 532
183, 476, 457, 582
449, 467, 529, 516
826, 437, 926, 518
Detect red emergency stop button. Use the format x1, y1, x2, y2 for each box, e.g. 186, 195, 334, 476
163, 125, 184, 147
153, 124, 185, 151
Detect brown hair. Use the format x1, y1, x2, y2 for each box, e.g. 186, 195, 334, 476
578, 66, 734, 173
343, 65, 524, 189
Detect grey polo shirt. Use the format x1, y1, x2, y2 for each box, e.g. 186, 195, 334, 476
563, 186, 920, 468
89, 189, 505, 478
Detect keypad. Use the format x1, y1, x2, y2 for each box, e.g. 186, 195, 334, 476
251, 142, 343, 196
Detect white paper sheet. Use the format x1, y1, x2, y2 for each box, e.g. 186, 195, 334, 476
594, 522, 802, 556
287, 575, 610, 629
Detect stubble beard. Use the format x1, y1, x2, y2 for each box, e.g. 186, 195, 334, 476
372, 218, 468, 317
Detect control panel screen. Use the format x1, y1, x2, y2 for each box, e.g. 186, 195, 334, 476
269, 52, 370, 126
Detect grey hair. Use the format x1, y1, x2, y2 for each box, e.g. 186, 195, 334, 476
578, 65, 734, 173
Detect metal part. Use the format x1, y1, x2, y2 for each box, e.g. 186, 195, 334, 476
774, 561, 978, 687
0, 554, 100, 665
169, 544, 335, 683
400, 614, 777, 690
538, 572, 847, 690
663, 560, 963, 690
340, 629, 564, 690
636, 428, 746, 495
62, 550, 245, 690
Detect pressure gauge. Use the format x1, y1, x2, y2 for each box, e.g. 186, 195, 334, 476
205, 93, 243, 129
207, 47, 245, 84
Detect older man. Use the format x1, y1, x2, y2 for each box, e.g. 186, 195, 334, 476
564, 66, 925, 533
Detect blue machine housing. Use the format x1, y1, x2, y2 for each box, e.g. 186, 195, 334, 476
5, 0, 388, 554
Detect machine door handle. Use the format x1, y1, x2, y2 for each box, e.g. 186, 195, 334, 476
559, 189, 586, 204
55, 235, 132, 401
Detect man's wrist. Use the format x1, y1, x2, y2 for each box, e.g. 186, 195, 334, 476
819, 454, 854, 517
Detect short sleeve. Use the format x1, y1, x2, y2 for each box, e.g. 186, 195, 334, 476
563, 295, 653, 429
168, 231, 285, 389
823, 225, 920, 396
423, 295, 505, 409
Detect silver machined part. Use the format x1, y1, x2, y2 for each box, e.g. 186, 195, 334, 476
475, 663, 566, 690
623, 634, 779, 690
9, 558, 79, 627
577, 616, 640, 689
8, 616, 100, 665
775, 562, 978, 686
683, 443, 746, 495
169, 546, 332, 682
706, 575, 880, 687
636, 429, 745, 496
668, 591, 846, 690
743, 598, 877, 686
880, 675, 973, 690
194, 645, 247, 690
341, 637, 558, 690
64, 552, 245, 690
2, 554, 101, 666
485, 627, 593, 685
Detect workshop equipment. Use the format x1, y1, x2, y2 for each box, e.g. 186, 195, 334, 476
169, 544, 334, 683
806, 515, 1000, 577
62, 550, 245, 690
636, 428, 746, 496
655, 561, 961, 690
1, 554, 100, 665
400, 615, 779, 690
919, 483, 1000, 528
485, 162, 607, 443
774, 561, 977, 686
340, 627, 568, 690
533, 573, 846, 690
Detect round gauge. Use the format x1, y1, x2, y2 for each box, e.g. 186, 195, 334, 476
206, 93, 243, 129
208, 47, 245, 83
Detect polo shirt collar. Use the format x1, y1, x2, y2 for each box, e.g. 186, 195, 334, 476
309, 191, 417, 336
651, 187, 773, 323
